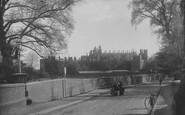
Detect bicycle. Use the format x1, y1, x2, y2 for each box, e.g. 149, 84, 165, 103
144, 91, 157, 110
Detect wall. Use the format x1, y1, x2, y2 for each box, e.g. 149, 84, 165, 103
99, 74, 153, 89
27, 78, 98, 102
142, 74, 153, 83
0, 83, 26, 115
0, 74, 153, 106
113, 74, 153, 85
0, 74, 154, 115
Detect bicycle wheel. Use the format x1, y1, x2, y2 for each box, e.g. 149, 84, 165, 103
144, 97, 152, 110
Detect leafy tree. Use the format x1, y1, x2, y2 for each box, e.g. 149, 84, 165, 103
129, 0, 185, 73
23, 65, 40, 81
78, 64, 89, 71
155, 47, 179, 74
44, 56, 60, 76
129, 0, 179, 42
173, 1, 185, 115
142, 57, 157, 72
66, 61, 78, 75
78, 60, 89, 71
0, 0, 80, 77
180, 0, 185, 37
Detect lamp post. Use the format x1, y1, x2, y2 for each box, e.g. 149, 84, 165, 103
18, 46, 22, 73
64, 67, 66, 97
17, 40, 22, 73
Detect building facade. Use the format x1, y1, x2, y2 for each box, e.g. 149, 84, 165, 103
40, 46, 148, 74
80, 46, 147, 71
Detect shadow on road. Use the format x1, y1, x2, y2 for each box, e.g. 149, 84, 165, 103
88, 85, 161, 101
123, 114, 149, 115
123, 112, 151, 115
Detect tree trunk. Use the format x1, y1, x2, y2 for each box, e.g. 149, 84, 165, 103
0, 1, 13, 77
174, 1, 185, 115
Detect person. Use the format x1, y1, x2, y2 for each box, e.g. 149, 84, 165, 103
111, 81, 118, 96
118, 81, 124, 95
159, 77, 162, 85
112, 81, 118, 91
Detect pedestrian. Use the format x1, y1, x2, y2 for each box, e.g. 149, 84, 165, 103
118, 81, 123, 95
112, 81, 118, 91
159, 77, 162, 85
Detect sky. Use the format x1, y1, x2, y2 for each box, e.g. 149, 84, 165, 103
66, 0, 160, 58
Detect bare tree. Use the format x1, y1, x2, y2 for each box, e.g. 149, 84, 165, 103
24, 52, 39, 68
0, 0, 80, 76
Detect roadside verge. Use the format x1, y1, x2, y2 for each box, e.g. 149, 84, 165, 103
19, 89, 108, 115
150, 80, 180, 115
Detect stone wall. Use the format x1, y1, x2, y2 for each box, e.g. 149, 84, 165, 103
0, 74, 154, 115
0, 83, 26, 115
27, 78, 98, 102
142, 74, 154, 83
112, 74, 153, 85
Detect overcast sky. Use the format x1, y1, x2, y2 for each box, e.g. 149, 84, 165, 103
66, 0, 160, 58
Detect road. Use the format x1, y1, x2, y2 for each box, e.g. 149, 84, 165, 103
45, 82, 161, 115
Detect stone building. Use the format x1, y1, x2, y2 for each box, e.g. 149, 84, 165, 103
40, 46, 148, 74
81, 46, 138, 62
40, 56, 77, 74
80, 46, 147, 71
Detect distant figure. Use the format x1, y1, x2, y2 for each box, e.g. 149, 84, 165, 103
118, 81, 124, 95
111, 81, 119, 96
113, 81, 118, 91
159, 77, 162, 85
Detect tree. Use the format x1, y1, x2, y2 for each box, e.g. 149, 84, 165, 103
173, 1, 185, 115
129, 0, 185, 72
129, 0, 177, 41
24, 52, 39, 68
0, 0, 80, 77
142, 57, 158, 72
66, 61, 78, 75
180, 0, 185, 39
43, 56, 62, 77
155, 47, 179, 74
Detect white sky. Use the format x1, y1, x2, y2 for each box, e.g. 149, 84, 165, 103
66, 0, 160, 58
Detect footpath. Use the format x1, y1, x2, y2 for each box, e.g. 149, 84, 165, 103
151, 79, 179, 115
18, 89, 109, 115
17, 84, 143, 115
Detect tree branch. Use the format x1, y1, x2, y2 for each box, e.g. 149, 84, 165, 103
5, 3, 35, 12
24, 34, 49, 47
22, 44, 44, 58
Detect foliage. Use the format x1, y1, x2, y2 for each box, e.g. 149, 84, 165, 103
155, 47, 180, 74
66, 61, 78, 75
85, 54, 131, 71
129, 0, 185, 73
142, 57, 158, 72
129, 0, 177, 42
22, 66, 40, 82
44, 57, 60, 75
